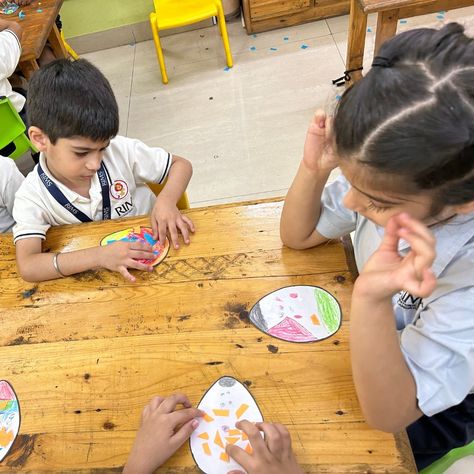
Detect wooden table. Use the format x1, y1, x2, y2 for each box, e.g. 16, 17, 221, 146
0, 200, 416, 472
3, 0, 67, 79
346, 0, 474, 82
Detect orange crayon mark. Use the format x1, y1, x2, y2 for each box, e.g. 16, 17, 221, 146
220, 452, 230, 462
245, 442, 253, 454
214, 430, 224, 449
198, 432, 209, 440
0, 427, 14, 447
212, 409, 229, 417
203, 412, 214, 422
202, 442, 211, 455
225, 437, 239, 445
311, 314, 320, 325
235, 403, 249, 419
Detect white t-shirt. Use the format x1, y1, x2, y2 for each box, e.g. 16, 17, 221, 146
13, 135, 172, 242
0, 29, 25, 113
0, 155, 24, 233
316, 175, 474, 417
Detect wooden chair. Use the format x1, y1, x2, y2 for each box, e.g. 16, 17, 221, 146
345, 0, 474, 82
147, 181, 190, 210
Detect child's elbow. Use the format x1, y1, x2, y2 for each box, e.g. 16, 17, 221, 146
363, 409, 409, 434
16, 259, 38, 283
280, 227, 313, 250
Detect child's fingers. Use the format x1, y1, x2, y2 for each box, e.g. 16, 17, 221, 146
158, 222, 168, 248
396, 213, 436, 246
226, 444, 252, 468
159, 393, 191, 413
398, 229, 436, 269
313, 109, 326, 129
148, 396, 165, 411
151, 217, 159, 241
177, 219, 190, 245
169, 407, 203, 427
169, 418, 200, 450
380, 215, 402, 251
403, 268, 436, 298
236, 420, 267, 457
168, 223, 180, 249
273, 423, 292, 452
227, 471, 245, 474
182, 215, 195, 233
255, 422, 283, 455
118, 266, 136, 283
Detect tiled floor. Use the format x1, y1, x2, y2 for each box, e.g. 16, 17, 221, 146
14, 6, 474, 472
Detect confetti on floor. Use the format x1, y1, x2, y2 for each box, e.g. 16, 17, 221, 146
270, 47, 277, 51
252, 34, 257, 38
249, 46, 256, 51
283, 36, 289, 41
300, 44, 309, 49
399, 19, 407, 24
436, 14, 445, 20
367, 27, 372, 32
223, 66, 231, 71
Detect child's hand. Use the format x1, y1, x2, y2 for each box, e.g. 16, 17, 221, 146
357, 213, 437, 299
302, 110, 338, 173
151, 197, 195, 250
123, 394, 203, 474
99, 241, 156, 282
226, 420, 303, 474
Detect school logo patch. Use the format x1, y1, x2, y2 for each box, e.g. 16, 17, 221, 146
110, 180, 128, 200
397, 291, 423, 310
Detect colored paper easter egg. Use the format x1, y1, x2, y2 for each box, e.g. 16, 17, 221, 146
249, 285, 342, 342
100, 226, 169, 266
190, 376, 263, 473
0, 381, 20, 462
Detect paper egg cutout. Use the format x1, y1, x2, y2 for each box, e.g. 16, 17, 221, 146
250, 285, 342, 343
0, 381, 20, 462
100, 226, 169, 266
190, 376, 263, 473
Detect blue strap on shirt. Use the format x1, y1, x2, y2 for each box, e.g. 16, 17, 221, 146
37, 162, 111, 223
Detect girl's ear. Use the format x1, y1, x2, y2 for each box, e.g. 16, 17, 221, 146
453, 201, 474, 215
28, 126, 49, 152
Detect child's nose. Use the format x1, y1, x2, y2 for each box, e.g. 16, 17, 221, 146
86, 157, 102, 171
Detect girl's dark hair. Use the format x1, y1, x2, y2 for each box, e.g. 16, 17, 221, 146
334, 23, 474, 213
27, 59, 119, 144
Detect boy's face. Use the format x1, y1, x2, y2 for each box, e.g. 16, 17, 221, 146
30, 129, 110, 188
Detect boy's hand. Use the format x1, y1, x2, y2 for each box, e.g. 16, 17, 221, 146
356, 213, 437, 300
151, 196, 195, 250
226, 420, 303, 474
99, 241, 156, 282
123, 394, 203, 474
303, 110, 339, 173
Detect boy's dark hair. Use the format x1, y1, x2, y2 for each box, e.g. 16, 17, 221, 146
334, 23, 474, 214
27, 59, 119, 144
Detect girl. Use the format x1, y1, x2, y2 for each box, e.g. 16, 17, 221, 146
281, 23, 474, 470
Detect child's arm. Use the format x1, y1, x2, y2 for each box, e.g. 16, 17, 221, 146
226, 420, 303, 474
15, 237, 157, 282
151, 155, 194, 249
280, 110, 340, 249
350, 213, 436, 432
0, 18, 22, 42
123, 394, 203, 474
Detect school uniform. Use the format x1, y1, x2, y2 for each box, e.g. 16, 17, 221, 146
0, 155, 24, 233
0, 29, 25, 113
12, 135, 172, 243
316, 175, 474, 470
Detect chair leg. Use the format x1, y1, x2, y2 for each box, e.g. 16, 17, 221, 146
60, 30, 79, 60
216, 3, 233, 68
149, 12, 169, 84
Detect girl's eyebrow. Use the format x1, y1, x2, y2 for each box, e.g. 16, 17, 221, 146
351, 183, 404, 205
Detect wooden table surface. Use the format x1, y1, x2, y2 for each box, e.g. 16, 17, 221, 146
2, 0, 66, 78
0, 199, 416, 473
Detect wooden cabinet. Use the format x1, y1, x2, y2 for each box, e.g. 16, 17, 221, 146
242, 0, 350, 33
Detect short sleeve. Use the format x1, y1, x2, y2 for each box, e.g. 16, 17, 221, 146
0, 157, 24, 215
118, 136, 172, 185
400, 285, 474, 416
12, 182, 51, 243
315, 175, 357, 239
0, 30, 21, 78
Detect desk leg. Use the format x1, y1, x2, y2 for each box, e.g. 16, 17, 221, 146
346, 0, 367, 82
19, 60, 40, 80
48, 23, 68, 59
374, 9, 399, 55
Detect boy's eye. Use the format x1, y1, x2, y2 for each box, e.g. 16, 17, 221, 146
75, 152, 89, 157
367, 200, 390, 212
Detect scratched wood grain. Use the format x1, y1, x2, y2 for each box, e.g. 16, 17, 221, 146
0, 200, 416, 472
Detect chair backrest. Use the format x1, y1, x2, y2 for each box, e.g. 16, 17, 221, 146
0, 96, 26, 149
147, 181, 190, 210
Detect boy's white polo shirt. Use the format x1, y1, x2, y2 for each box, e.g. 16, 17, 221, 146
0, 155, 24, 233
0, 29, 25, 112
13, 135, 172, 242
316, 175, 474, 417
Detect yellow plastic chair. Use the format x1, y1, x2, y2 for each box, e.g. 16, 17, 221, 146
147, 181, 190, 210
0, 96, 37, 160
149, 0, 233, 84
60, 31, 79, 60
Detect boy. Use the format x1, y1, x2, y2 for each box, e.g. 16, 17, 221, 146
13, 59, 194, 282
0, 155, 24, 233
123, 393, 303, 474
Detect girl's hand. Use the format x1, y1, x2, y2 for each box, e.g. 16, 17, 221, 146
226, 420, 303, 474
123, 394, 203, 474
151, 196, 195, 250
99, 241, 155, 282
302, 110, 339, 173
356, 213, 437, 300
